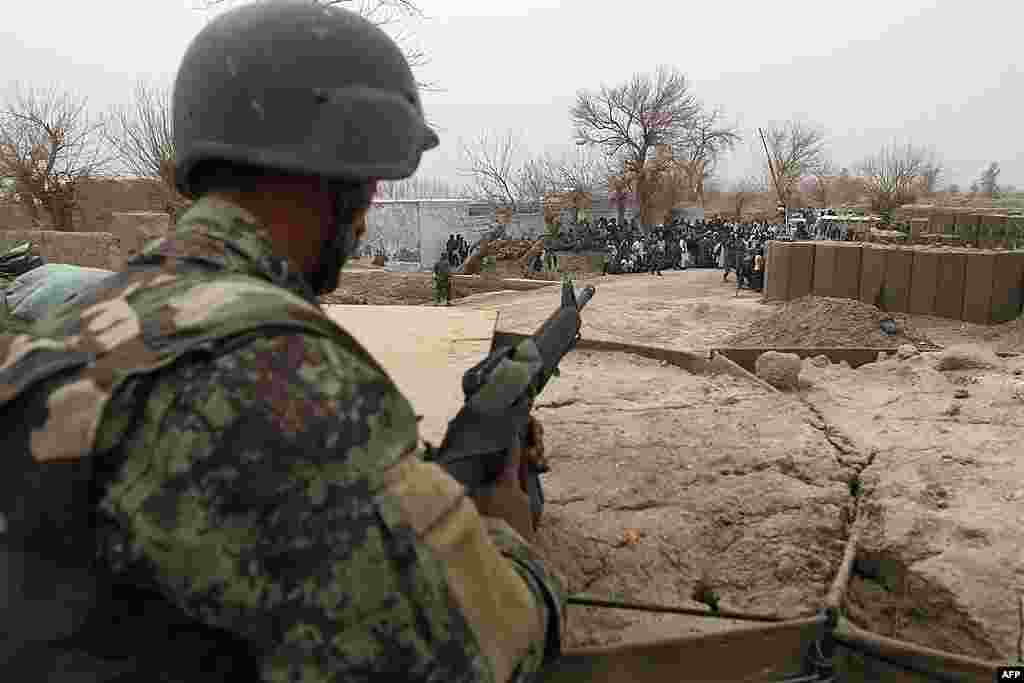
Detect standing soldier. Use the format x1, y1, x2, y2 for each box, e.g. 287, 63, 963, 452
0, 2, 564, 682
433, 255, 452, 304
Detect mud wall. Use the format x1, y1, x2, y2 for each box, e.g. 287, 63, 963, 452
0, 211, 175, 271
0, 230, 122, 270
764, 241, 1024, 324
0, 178, 174, 233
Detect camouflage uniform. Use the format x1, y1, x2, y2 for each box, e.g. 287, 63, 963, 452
433, 257, 452, 304
0, 196, 565, 682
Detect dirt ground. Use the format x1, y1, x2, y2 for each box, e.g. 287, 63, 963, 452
722, 296, 940, 349
322, 260, 551, 306
324, 264, 1022, 662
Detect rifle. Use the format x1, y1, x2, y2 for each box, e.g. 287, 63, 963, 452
424, 277, 596, 527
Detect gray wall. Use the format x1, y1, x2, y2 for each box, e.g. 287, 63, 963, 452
365, 200, 547, 269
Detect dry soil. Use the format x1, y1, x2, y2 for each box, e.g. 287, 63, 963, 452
322, 265, 1022, 662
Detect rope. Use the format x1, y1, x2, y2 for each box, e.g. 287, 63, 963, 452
831, 629, 981, 683
564, 510, 1005, 680
825, 516, 861, 611
567, 595, 786, 623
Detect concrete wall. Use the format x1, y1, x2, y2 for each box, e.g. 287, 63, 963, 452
764, 241, 1024, 324
365, 200, 548, 269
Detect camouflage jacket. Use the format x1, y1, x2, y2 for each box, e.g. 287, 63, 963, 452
0, 196, 565, 682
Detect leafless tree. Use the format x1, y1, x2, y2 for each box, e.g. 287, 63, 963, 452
458, 129, 525, 210
947, 182, 961, 195
807, 162, 837, 208
547, 147, 605, 211
104, 80, 182, 214
731, 176, 767, 219
515, 157, 557, 211
977, 162, 1001, 197
570, 66, 701, 226
857, 142, 933, 212
674, 107, 741, 206
0, 84, 111, 229
760, 121, 828, 212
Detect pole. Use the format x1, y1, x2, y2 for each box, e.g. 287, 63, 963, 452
759, 127, 786, 227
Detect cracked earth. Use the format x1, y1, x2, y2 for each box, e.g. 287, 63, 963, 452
451, 268, 1023, 661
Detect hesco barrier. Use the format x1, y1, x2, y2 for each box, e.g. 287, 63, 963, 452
764, 241, 1024, 324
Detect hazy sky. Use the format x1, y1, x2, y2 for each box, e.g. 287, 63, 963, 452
3, 0, 1020, 190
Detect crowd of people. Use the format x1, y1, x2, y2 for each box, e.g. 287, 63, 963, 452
530, 216, 775, 290
439, 214, 822, 291
443, 233, 470, 267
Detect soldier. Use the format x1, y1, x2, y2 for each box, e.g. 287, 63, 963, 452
544, 246, 558, 272
433, 255, 452, 305
648, 234, 664, 277
0, 3, 564, 682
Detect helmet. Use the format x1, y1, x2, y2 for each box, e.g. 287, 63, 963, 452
173, 0, 438, 198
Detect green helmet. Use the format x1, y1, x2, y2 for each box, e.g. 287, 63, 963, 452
173, 0, 439, 198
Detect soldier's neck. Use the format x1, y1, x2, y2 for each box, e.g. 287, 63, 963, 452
210, 189, 330, 277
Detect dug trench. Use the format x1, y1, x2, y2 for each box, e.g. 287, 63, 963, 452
532, 348, 1020, 663
799, 352, 1024, 663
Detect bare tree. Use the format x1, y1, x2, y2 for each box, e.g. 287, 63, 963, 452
104, 80, 182, 214
674, 107, 741, 207
458, 129, 525, 210
0, 84, 111, 229
807, 162, 837, 208
731, 175, 767, 219
570, 66, 701, 227
977, 162, 1001, 197
857, 142, 932, 212
547, 147, 605, 214
759, 121, 828, 213
515, 157, 557, 211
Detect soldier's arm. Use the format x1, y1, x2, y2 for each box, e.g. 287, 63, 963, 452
98, 332, 564, 683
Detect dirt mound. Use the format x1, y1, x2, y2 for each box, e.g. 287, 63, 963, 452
724, 296, 937, 348
320, 270, 545, 306
489, 239, 535, 261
